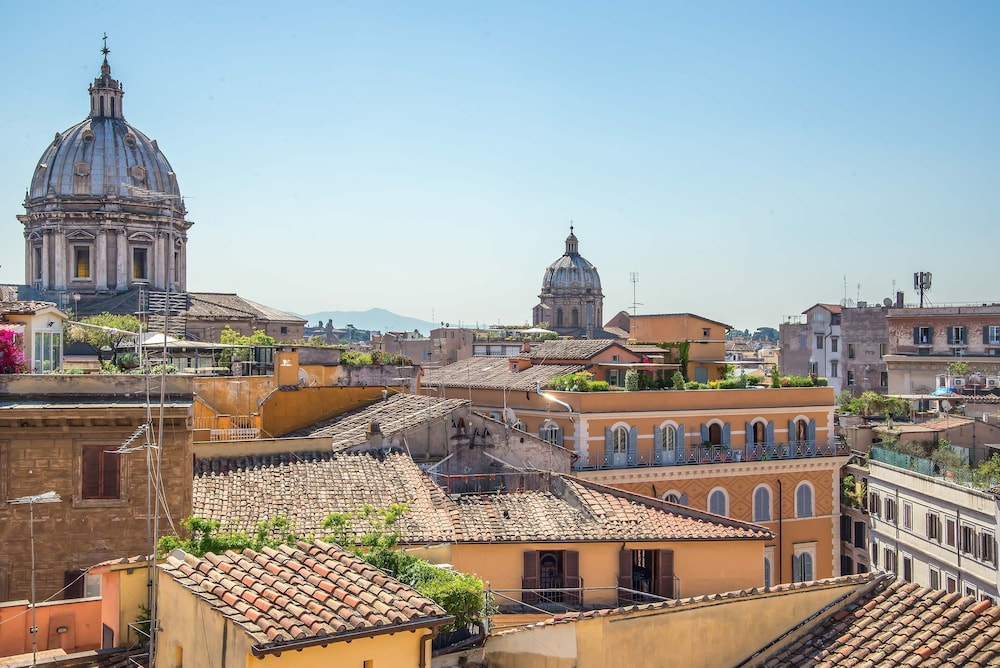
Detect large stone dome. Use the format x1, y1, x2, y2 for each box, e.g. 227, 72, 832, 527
540, 228, 602, 295
19, 50, 190, 296
533, 226, 604, 336
29, 58, 181, 201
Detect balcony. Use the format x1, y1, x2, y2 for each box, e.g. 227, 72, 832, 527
576, 440, 850, 471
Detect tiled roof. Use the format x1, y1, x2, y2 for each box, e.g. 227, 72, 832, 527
185, 293, 306, 323
159, 540, 450, 656
523, 339, 618, 360
758, 578, 1000, 666
452, 476, 770, 542
0, 300, 59, 315
194, 452, 770, 546
286, 394, 468, 448
603, 326, 630, 339
194, 451, 457, 543
421, 357, 584, 391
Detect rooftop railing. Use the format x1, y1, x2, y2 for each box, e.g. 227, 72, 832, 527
576, 440, 850, 471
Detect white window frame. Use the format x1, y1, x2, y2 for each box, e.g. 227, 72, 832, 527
883, 546, 897, 573
764, 546, 775, 589
753, 484, 772, 522
929, 566, 940, 590
945, 573, 958, 593
792, 542, 817, 583
901, 552, 913, 582
964, 583, 978, 599
902, 502, 912, 530
795, 482, 814, 518
708, 487, 729, 516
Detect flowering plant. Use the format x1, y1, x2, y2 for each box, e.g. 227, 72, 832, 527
0, 329, 27, 374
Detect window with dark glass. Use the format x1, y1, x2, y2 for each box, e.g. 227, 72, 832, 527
81, 445, 120, 499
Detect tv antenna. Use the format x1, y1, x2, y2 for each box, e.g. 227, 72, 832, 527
630, 272, 643, 316
914, 271, 932, 308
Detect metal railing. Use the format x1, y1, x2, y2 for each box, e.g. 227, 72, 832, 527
489, 584, 679, 614
578, 440, 850, 471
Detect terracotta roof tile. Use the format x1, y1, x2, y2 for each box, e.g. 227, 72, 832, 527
758, 577, 1000, 666
160, 540, 450, 653
421, 357, 584, 391
285, 394, 467, 447
194, 451, 770, 546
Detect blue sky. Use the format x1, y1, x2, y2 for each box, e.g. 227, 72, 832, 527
2, 1, 998, 332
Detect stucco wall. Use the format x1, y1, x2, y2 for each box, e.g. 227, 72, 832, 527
481, 579, 864, 668
0, 596, 102, 657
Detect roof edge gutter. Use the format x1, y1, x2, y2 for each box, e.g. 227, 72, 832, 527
251, 615, 455, 658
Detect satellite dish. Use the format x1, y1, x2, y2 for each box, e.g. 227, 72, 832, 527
883, 297, 893, 307
941, 400, 952, 412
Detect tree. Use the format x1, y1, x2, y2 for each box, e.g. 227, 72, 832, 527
671, 371, 686, 390
217, 326, 277, 368
0, 330, 27, 374
65, 312, 141, 366
624, 369, 640, 391
948, 360, 969, 378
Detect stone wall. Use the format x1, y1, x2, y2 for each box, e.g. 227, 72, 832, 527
842, 306, 889, 397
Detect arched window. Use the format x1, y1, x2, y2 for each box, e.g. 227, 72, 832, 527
664, 426, 676, 456
753, 422, 766, 445
709, 488, 728, 516
795, 482, 814, 518
663, 490, 684, 505
708, 423, 722, 445
796, 419, 808, 444
613, 426, 629, 467
571, 308, 579, 327
753, 485, 772, 522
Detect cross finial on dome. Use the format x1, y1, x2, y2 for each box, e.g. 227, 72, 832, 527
101, 33, 110, 57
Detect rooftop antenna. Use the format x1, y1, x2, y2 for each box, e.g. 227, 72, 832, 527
630, 272, 643, 316
914, 271, 932, 308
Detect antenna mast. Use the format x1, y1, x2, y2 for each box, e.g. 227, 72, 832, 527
630, 272, 643, 316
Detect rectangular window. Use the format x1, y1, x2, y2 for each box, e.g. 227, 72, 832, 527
848, 343, 856, 359
870, 541, 879, 568
879, 343, 887, 357
884, 498, 897, 523
988, 326, 1000, 346
798, 336, 807, 350
902, 502, 912, 530
830, 361, 838, 378
946, 573, 958, 593
702, 328, 710, 338
965, 583, 978, 599
831, 314, 841, 325
929, 567, 940, 590
948, 326, 967, 345
961, 525, 977, 556
981, 531, 996, 565
33, 246, 42, 281
868, 491, 881, 517
946, 518, 957, 547
853, 521, 866, 549
880, 371, 888, 387
831, 337, 839, 353
74, 246, 91, 279
926, 512, 941, 541
917, 326, 932, 345
902, 554, 912, 582
847, 371, 855, 386
816, 335, 824, 350
883, 547, 896, 573
132, 248, 148, 280
81, 445, 120, 500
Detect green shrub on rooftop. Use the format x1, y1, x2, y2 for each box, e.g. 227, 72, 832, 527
548, 371, 610, 392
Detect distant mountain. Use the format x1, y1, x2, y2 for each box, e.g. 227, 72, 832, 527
300, 308, 438, 335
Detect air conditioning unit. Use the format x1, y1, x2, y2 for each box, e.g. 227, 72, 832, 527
953, 377, 965, 387
987, 377, 999, 389
989, 349, 1000, 357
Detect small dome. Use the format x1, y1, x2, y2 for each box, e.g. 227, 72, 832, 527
540, 226, 602, 295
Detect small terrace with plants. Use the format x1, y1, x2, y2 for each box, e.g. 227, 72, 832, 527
868, 440, 1000, 492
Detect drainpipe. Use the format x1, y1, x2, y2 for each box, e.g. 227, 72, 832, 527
535, 381, 573, 413
420, 627, 441, 668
